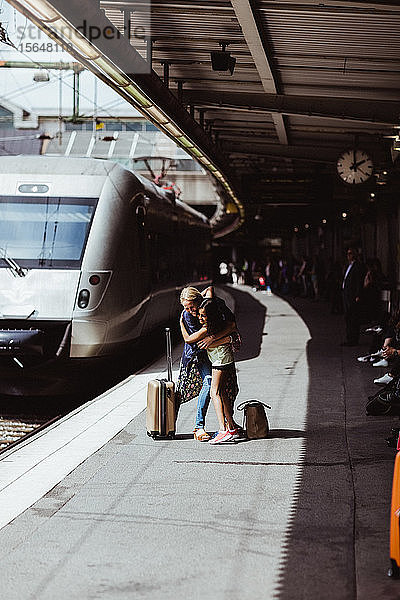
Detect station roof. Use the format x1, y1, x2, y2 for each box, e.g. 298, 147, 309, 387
7, 0, 400, 235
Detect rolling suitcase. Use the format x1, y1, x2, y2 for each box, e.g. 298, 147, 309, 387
389, 440, 400, 577
146, 327, 175, 439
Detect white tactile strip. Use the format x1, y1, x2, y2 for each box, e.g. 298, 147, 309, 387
0, 357, 180, 531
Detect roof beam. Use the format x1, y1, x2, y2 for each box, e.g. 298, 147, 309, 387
223, 142, 344, 163
182, 89, 400, 125
230, 0, 288, 145
230, 0, 276, 94
255, 1, 400, 14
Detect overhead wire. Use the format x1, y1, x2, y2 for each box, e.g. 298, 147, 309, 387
0, 13, 35, 109
0, 69, 75, 102
10, 44, 142, 125
1, 12, 137, 123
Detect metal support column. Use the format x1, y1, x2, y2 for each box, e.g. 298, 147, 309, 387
73, 69, 80, 120
146, 37, 153, 68
177, 80, 184, 103
163, 62, 170, 88
199, 109, 205, 128
123, 9, 131, 39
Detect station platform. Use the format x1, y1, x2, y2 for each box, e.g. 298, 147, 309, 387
0, 285, 399, 600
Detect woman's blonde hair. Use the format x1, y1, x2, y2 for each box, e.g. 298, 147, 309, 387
180, 286, 202, 305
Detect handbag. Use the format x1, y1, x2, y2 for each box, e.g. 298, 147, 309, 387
176, 360, 203, 404
237, 400, 271, 439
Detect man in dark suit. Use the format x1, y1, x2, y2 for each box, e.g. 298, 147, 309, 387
342, 247, 366, 346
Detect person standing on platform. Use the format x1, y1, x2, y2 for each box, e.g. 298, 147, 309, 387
197, 298, 240, 445
341, 247, 366, 346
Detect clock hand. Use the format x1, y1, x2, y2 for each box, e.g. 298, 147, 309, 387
355, 159, 366, 169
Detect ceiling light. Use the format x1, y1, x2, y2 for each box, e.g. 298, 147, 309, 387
177, 136, 194, 149
226, 202, 238, 214
342, 212, 347, 219
93, 57, 131, 86
16, 0, 59, 21
189, 147, 204, 159
124, 85, 152, 108
146, 105, 170, 124
51, 20, 101, 59
163, 122, 183, 137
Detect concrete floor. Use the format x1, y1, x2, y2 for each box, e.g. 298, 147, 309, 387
0, 286, 398, 600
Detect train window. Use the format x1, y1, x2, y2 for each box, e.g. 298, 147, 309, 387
0, 195, 98, 269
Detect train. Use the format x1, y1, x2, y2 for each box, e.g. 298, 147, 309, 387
0, 156, 211, 394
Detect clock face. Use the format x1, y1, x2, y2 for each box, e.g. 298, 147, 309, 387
337, 149, 374, 184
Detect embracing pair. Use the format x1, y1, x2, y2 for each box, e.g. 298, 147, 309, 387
177, 286, 241, 445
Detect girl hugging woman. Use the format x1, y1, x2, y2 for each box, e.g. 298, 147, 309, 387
197, 298, 240, 445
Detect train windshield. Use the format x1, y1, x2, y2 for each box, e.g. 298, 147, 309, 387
0, 196, 98, 269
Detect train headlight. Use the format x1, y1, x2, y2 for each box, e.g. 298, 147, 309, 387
77, 289, 90, 309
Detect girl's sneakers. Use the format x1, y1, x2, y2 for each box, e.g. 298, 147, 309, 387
209, 429, 240, 444
209, 431, 231, 444
228, 428, 241, 440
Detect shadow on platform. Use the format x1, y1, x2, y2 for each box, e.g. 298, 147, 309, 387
272, 297, 399, 600
220, 285, 266, 362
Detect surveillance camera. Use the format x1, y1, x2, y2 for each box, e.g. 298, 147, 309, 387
211, 51, 236, 75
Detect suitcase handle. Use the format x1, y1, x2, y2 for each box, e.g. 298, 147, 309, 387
165, 327, 173, 381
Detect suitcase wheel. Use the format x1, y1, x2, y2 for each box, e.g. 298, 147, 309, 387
147, 432, 175, 440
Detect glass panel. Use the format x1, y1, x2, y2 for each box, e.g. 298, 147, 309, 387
0, 196, 97, 269
65, 122, 84, 131
105, 122, 123, 131
126, 123, 143, 132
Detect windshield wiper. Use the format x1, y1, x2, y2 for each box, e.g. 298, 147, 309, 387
0, 248, 27, 277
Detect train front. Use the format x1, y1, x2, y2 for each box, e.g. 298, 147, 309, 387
0, 156, 105, 394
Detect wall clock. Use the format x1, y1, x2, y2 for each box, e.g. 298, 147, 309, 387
337, 149, 373, 184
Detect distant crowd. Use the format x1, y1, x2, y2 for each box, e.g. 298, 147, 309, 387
218, 252, 388, 326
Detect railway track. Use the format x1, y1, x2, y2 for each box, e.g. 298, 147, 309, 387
0, 415, 61, 455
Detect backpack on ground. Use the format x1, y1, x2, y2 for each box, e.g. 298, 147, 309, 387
366, 377, 400, 416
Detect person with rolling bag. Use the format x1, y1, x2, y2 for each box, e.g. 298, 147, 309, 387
146, 328, 175, 439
